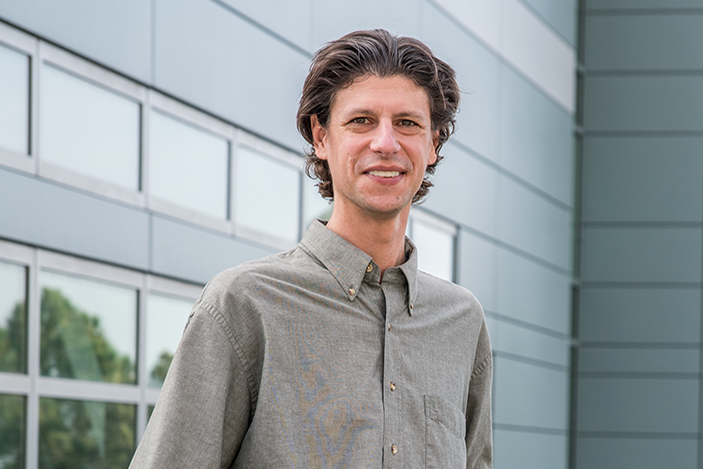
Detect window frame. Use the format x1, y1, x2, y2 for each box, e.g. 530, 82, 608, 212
146, 91, 235, 232
0, 22, 37, 172
0, 240, 206, 462
37, 43, 147, 206
408, 208, 459, 282
233, 131, 304, 250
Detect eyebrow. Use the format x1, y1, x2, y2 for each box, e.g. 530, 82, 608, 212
342, 108, 428, 121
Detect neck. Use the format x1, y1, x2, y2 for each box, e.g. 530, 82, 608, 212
325, 204, 410, 276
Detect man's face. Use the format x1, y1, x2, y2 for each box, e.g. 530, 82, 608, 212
312, 75, 438, 221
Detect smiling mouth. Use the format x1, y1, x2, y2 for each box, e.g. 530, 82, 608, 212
368, 170, 401, 178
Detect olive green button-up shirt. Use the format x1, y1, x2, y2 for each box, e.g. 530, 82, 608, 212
130, 220, 492, 468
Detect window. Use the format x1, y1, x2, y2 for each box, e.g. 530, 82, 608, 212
39, 270, 138, 384
148, 110, 230, 220
145, 293, 193, 388
0, 43, 30, 155
409, 211, 457, 282
0, 243, 204, 467
0, 261, 27, 374
0, 393, 25, 469
235, 144, 301, 245
40, 63, 141, 190
39, 398, 135, 468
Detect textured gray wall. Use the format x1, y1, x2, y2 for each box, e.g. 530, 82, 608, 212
577, 1, 703, 467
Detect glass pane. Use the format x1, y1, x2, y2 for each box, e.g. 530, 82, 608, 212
235, 146, 300, 243
39, 398, 135, 469
146, 293, 192, 388
40, 64, 140, 190
303, 174, 332, 232
0, 394, 26, 469
0, 261, 27, 373
412, 219, 454, 282
0, 43, 29, 155
40, 271, 137, 384
149, 110, 229, 219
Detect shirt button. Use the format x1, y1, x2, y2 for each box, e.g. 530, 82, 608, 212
348, 287, 356, 296
389, 382, 396, 391
366, 263, 373, 273
391, 444, 398, 455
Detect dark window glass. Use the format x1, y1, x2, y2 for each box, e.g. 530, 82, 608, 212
0, 261, 27, 373
0, 43, 29, 155
40, 271, 137, 384
0, 393, 26, 469
39, 398, 135, 469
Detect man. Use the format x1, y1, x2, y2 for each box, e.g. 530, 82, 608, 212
130, 29, 492, 468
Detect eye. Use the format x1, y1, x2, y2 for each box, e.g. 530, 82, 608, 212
349, 117, 370, 125
399, 119, 418, 127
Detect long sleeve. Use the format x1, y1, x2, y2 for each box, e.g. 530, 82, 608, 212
129, 302, 253, 469
465, 322, 493, 469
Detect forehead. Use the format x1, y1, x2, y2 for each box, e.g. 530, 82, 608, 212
330, 74, 431, 117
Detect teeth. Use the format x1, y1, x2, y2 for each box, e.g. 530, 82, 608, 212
369, 170, 400, 178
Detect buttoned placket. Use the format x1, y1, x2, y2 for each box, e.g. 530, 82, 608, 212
378, 268, 411, 468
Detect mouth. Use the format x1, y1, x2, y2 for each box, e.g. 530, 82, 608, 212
367, 170, 401, 178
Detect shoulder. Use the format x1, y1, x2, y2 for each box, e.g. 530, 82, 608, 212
416, 270, 483, 313
203, 246, 316, 296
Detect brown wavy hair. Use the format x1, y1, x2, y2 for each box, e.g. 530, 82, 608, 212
297, 29, 460, 204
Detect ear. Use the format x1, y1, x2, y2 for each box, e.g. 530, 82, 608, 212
428, 130, 439, 165
311, 115, 328, 160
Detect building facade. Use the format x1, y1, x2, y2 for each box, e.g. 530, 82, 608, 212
0, 1, 579, 467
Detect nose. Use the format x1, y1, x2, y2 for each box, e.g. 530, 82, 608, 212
369, 120, 401, 155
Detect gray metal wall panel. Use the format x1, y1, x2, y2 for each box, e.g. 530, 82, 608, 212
501, 67, 575, 205
420, 3, 502, 163
310, 0, 422, 49
582, 137, 703, 223
585, 14, 703, 71
494, 357, 569, 429
457, 229, 497, 313
151, 215, 276, 285
579, 287, 701, 343
577, 438, 697, 469
585, 0, 703, 9
580, 227, 702, 283
577, 377, 699, 432
580, 349, 699, 374
0, 0, 151, 82
494, 430, 568, 469
498, 176, 572, 270
0, 168, 149, 269
521, 0, 577, 45
491, 321, 571, 367
153, 0, 309, 150
497, 248, 571, 334
216, 0, 313, 52
584, 76, 703, 132
424, 142, 498, 237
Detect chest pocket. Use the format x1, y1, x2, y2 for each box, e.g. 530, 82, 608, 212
424, 395, 466, 468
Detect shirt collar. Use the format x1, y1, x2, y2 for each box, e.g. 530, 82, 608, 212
300, 220, 418, 313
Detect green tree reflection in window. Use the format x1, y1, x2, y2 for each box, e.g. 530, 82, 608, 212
0, 261, 27, 374
39, 398, 135, 469
0, 394, 26, 469
40, 287, 135, 384
0, 301, 26, 374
